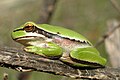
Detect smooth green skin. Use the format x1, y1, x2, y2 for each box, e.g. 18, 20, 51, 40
12, 22, 92, 44
11, 22, 106, 67
25, 42, 63, 58
70, 47, 106, 67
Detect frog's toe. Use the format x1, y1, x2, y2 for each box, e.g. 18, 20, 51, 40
24, 46, 36, 52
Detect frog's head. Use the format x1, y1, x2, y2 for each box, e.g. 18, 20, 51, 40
11, 22, 45, 46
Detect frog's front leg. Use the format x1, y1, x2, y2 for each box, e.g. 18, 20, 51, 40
24, 42, 63, 59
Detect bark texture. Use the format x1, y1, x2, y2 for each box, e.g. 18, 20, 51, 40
0, 46, 120, 80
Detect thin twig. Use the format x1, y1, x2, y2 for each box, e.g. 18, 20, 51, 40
95, 0, 120, 47
110, 0, 120, 14
38, 0, 58, 23
95, 22, 120, 47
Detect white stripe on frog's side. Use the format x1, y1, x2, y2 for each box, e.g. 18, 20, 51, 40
28, 41, 48, 47
25, 32, 45, 38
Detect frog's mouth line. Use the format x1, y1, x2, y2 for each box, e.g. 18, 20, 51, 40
14, 32, 47, 41
14, 36, 45, 46
14, 36, 37, 41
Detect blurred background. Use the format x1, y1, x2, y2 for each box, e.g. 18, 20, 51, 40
0, 0, 120, 80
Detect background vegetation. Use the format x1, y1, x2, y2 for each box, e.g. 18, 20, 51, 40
0, 0, 119, 80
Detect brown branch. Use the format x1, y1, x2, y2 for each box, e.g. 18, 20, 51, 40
110, 0, 120, 14
94, 22, 120, 47
95, 0, 120, 47
38, 0, 58, 24
0, 46, 120, 79
18, 72, 31, 80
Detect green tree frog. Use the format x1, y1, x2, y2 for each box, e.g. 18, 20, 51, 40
11, 22, 106, 68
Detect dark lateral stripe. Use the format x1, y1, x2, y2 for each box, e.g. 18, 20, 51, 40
36, 27, 53, 38
13, 29, 24, 32
36, 27, 91, 45
70, 56, 104, 67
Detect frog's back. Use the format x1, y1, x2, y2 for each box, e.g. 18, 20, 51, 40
38, 24, 92, 45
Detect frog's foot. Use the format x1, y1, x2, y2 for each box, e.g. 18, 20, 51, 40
77, 69, 82, 77
60, 56, 74, 65
60, 56, 91, 68
60, 52, 73, 63
24, 46, 46, 57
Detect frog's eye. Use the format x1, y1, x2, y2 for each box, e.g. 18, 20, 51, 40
24, 24, 35, 32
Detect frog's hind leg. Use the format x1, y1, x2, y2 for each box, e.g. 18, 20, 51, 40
69, 47, 106, 67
